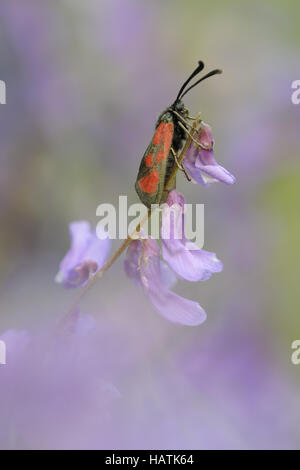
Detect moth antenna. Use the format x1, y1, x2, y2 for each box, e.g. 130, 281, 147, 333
179, 69, 222, 100
173, 61, 205, 104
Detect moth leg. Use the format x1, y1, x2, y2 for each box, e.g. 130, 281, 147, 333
171, 147, 191, 182
171, 110, 204, 134
171, 110, 196, 130
170, 109, 204, 133
178, 121, 211, 151
186, 115, 199, 120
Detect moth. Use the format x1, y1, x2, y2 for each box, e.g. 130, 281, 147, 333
135, 61, 222, 208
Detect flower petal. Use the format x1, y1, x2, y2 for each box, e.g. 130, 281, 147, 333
159, 260, 177, 289
56, 221, 110, 288
148, 286, 207, 326
162, 237, 223, 282
141, 245, 206, 326
161, 191, 223, 281
183, 122, 236, 186
125, 237, 206, 326
124, 240, 143, 287
197, 121, 214, 149
59, 221, 91, 274
196, 150, 236, 185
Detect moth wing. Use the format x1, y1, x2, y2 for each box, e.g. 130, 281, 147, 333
135, 121, 174, 208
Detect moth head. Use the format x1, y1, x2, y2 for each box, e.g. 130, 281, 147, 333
174, 100, 188, 117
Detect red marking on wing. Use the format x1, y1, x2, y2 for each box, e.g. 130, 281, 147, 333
145, 153, 154, 167
138, 170, 159, 194
153, 122, 173, 162
153, 122, 165, 145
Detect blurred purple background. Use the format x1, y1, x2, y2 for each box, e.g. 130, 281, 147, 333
0, 0, 300, 449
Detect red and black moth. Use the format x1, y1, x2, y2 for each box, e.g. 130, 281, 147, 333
135, 61, 222, 208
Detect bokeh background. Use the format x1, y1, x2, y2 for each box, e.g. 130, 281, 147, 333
0, 0, 300, 449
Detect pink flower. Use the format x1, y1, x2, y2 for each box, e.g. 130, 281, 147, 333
124, 236, 207, 326
161, 190, 223, 282
55, 221, 110, 288
124, 189, 224, 326
184, 122, 236, 186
